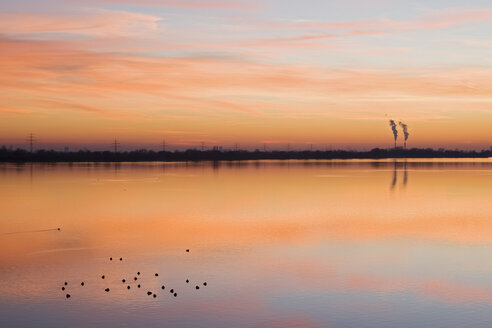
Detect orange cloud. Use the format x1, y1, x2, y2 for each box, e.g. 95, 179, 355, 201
5, 35, 490, 97
1, 34, 492, 146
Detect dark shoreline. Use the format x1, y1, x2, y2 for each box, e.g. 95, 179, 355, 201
1, 147, 491, 162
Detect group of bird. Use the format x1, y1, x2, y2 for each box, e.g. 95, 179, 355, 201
61, 249, 207, 300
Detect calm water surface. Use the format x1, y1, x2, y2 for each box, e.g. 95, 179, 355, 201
1, 160, 492, 328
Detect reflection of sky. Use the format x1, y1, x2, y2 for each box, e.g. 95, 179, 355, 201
1, 161, 492, 327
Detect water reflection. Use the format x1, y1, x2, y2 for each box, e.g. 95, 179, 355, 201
403, 161, 408, 186
390, 160, 408, 190
391, 161, 398, 189
1, 160, 492, 328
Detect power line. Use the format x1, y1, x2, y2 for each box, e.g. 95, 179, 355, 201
111, 139, 120, 153
27, 133, 36, 153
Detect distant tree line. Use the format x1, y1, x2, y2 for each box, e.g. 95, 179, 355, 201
0, 146, 491, 162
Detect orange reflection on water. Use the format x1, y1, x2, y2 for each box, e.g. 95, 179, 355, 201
1, 160, 492, 327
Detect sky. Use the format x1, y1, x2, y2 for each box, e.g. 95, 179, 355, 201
0, 0, 491, 150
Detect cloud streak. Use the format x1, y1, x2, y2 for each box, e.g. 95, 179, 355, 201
72, 0, 257, 11
228, 7, 492, 46
2, 35, 492, 124
0, 9, 161, 37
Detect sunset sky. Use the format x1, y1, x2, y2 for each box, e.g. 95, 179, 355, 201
1, 0, 491, 150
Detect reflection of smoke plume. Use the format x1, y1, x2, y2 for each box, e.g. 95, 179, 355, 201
390, 161, 409, 190
403, 161, 408, 186
391, 161, 397, 190
399, 122, 409, 149
389, 120, 398, 148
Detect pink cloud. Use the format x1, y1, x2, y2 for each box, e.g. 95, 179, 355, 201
416, 8, 492, 29
73, 0, 257, 11
235, 7, 492, 46
290, 7, 492, 32
0, 9, 161, 37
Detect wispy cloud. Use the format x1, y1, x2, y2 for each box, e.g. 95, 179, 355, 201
0, 9, 162, 37
2, 35, 491, 123
234, 7, 492, 46
72, 0, 258, 11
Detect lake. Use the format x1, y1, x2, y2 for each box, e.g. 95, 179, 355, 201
1, 160, 492, 328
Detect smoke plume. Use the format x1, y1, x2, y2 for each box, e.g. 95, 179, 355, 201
399, 122, 409, 141
399, 121, 409, 148
389, 120, 398, 147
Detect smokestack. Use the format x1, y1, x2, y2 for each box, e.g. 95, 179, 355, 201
399, 122, 409, 149
389, 120, 398, 148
